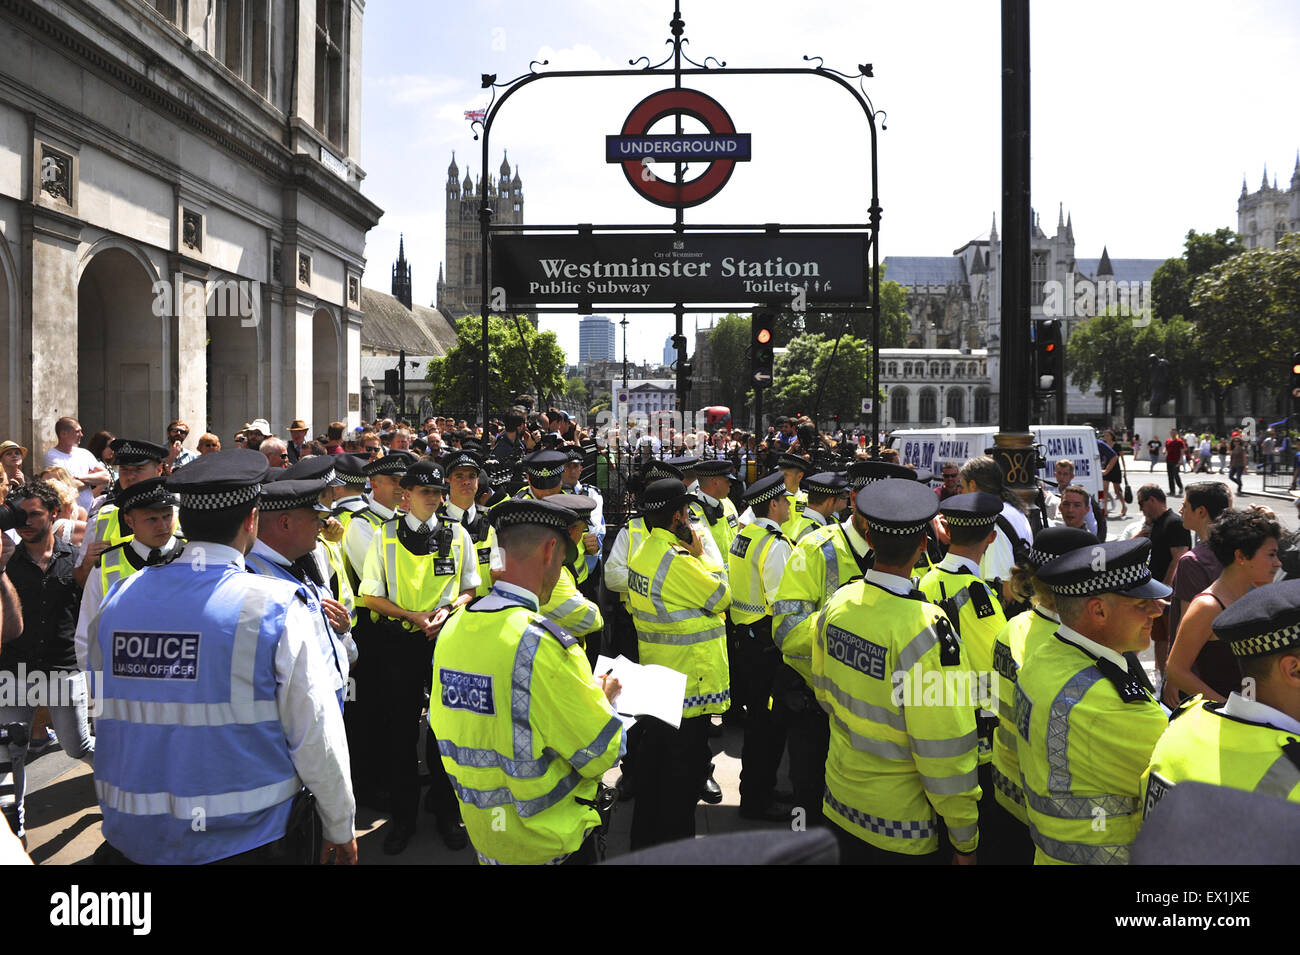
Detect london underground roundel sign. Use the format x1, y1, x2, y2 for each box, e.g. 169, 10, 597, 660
607, 88, 750, 208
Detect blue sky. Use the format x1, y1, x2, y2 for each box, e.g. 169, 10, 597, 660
359, 0, 1300, 365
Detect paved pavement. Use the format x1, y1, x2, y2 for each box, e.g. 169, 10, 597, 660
19, 452, 1299, 865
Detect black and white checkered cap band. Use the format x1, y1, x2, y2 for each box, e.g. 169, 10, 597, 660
645, 465, 679, 480
1229, 623, 1300, 658
260, 491, 324, 511
642, 495, 688, 513
526, 464, 564, 478
945, 513, 998, 528
850, 475, 887, 489
116, 441, 164, 461
865, 518, 929, 536
340, 471, 368, 485
748, 484, 787, 505
496, 509, 571, 531
1049, 562, 1151, 596
804, 481, 844, 496
121, 487, 175, 511
1026, 547, 1055, 568
368, 459, 409, 475
178, 483, 261, 510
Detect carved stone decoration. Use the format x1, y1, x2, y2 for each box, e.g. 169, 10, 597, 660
298, 253, 311, 285
348, 276, 359, 304
182, 210, 202, 251
272, 248, 282, 282
40, 146, 70, 201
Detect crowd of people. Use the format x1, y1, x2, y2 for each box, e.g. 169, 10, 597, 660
1, 404, 1298, 866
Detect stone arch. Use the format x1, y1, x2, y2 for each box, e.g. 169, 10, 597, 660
946, 388, 964, 424
77, 243, 172, 439
919, 387, 938, 423
206, 276, 263, 443
313, 306, 342, 434
974, 386, 991, 424
890, 386, 909, 425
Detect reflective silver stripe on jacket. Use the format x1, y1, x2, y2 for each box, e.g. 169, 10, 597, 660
1025, 788, 1138, 820
810, 673, 907, 730
910, 730, 978, 760
896, 626, 939, 674
919, 768, 980, 795
1255, 751, 1300, 798
99, 698, 280, 727
827, 711, 910, 760
634, 624, 726, 646
772, 599, 816, 649
1046, 667, 1106, 792
95, 776, 301, 820
824, 788, 934, 840
948, 821, 979, 845
1030, 825, 1130, 865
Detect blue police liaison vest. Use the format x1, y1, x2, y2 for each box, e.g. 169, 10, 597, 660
245, 550, 347, 710
88, 558, 316, 865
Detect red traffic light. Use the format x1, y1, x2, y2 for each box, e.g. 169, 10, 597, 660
756, 328, 772, 345
1292, 363, 1300, 375
1044, 343, 1056, 353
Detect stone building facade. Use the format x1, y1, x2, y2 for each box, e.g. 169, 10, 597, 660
0, 0, 382, 459
1238, 158, 1300, 250
436, 151, 522, 323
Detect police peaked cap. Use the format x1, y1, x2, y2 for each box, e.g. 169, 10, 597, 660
1212, 579, 1300, 659
666, 455, 700, 473
400, 460, 449, 491
640, 478, 692, 514
939, 492, 1002, 528
364, 450, 416, 477
641, 460, 683, 482
259, 478, 331, 513
743, 471, 790, 506
115, 477, 178, 513
777, 453, 813, 473
802, 471, 848, 496
549, 493, 597, 521
332, 453, 371, 486
1037, 538, 1172, 600
165, 449, 269, 510
491, 497, 578, 533
846, 460, 918, 489
695, 459, 737, 480
1026, 526, 1099, 569
279, 455, 344, 487
855, 479, 938, 537
444, 450, 483, 475
110, 438, 168, 465
524, 450, 569, 489
563, 445, 585, 464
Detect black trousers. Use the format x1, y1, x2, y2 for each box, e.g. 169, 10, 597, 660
629, 715, 710, 850
733, 618, 787, 809
831, 821, 942, 866
375, 619, 456, 829
343, 614, 384, 797
1166, 461, 1184, 495
772, 663, 829, 827
975, 762, 1034, 865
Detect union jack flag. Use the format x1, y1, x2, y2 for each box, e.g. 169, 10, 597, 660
464, 108, 487, 122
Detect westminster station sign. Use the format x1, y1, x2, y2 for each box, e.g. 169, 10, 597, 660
493, 232, 868, 305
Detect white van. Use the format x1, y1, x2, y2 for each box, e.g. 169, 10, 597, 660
888, 425, 1105, 497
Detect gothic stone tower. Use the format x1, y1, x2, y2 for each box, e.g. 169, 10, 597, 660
392, 233, 412, 309
436, 152, 523, 322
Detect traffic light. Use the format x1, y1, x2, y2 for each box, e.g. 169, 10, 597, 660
752, 310, 775, 388
1033, 319, 1064, 394
383, 368, 399, 396
1291, 351, 1300, 398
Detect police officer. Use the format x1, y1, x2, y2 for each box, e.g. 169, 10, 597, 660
244, 476, 352, 709
428, 498, 625, 864
689, 458, 740, 560
787, 471, 849, 544
1017, 538, 1171, 865
812, 478, 980, 864
562, 445, 606, 583
328, 453, 371, 523
625, 478, 731, 848
441, 449, 494, 598
728, 471, 793, 822
87, 450, 356, 864
74, 438, 169, 587
540, 494, 604, 649
776, 452, 813, 535
74, 478, 184, 670
281, 455, 358, 631
359, 458, 478, 854
516, 448, 569, 502
987, 526, 1098, 865
1142, 579, 1300, 820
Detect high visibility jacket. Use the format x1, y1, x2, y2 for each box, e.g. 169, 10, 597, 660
318, 538, 357, 625
340, 503, 389, 603
783, 510, 828, 546
1141, 697, 1300, 820
442, 503, 497, 597
689, 495, 739, 566
88, 503, 132, 550
96, 539, 162, 595
540, 565, 603, 645
990, 606, 1060, 822
727, 521, 787, 625
360, 518, 472, 627
780, 489, 810, 541
771, 523, 871, 684
626, 526, 731, 719
607, 517, 650, 605
429, 589, 625, 864
89, 561, 316, 864
1015, 632, 1167, 865
812, 574, 980, 856
918, 558, 1007, 765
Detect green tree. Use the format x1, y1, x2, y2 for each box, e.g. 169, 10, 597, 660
564, 377, 589, 406
707, 313, 752, 416
770, 333, 874, 422
1066, 309, 1196, 426
1190, 234, 1300, 429
426, 315, 566, 411
1150, 257, 1189, 322
773, 266, 908, 348
1185, 227, 1244, 277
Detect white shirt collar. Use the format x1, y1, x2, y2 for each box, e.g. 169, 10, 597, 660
803, 508, 828, 527
1032, 605, 1061, 624
181, 541, 245, 571
938, 552, 981, 576
494, 580, 540, 612
366, 494, 396, 520
1055, 622, 1129, 673
404, 512, 439, 533
128, 536, 179, 562
841, 519, 870, 557
249, 537, 292, 567
754, 517, 782, 533
1221, 693, 1300, 735
698, 489, 719, 507
865, 568, 913, 596
443, 501, 476, 523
